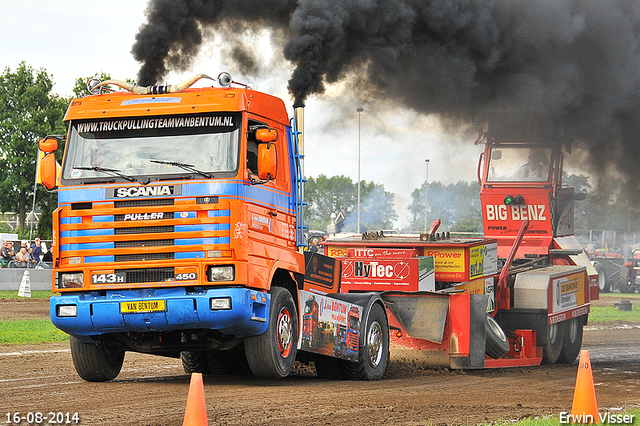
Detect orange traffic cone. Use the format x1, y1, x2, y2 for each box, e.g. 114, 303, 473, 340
570, 350, 599, 424
183, 373, 208, 426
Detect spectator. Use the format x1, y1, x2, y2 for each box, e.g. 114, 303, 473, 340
0, 241, 11, 267
6, 242, 15, 261
15, 247, 32, 267
31, 237, 43, 263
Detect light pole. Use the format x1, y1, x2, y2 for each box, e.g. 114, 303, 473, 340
424, 159, 430, 233
357, 107, 363, 233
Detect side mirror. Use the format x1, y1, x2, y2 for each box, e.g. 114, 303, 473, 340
257, 143, 277, 181
39, 137, 58, 153
256, 128, 278, 143
39, 153, 57, 189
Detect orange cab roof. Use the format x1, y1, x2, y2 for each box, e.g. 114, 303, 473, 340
64, 87, 290, 125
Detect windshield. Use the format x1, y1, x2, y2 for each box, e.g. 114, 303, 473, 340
486, 146, 552, 182
62, 112, 241, 183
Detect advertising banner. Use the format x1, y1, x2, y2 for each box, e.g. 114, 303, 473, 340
298, 290, 362, 361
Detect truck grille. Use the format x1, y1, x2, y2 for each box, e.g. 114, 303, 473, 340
115, 226, 175, 235
117, 267, 175, 283
59, 196, 231, 281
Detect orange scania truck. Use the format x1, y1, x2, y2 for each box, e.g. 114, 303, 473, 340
38, 73, 389, 382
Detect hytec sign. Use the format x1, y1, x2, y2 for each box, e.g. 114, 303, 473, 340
341, 256, 435, 292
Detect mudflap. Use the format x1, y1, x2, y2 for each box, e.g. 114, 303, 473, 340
381, 291, 488, 369
380, 291, 449, 344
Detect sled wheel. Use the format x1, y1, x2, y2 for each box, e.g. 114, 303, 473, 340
342, 303, 389, 381
70, 335, 124, 382
245, 287, 298, 378
557, 317, 584, 364
540, 321, 564, 364
180, 351, 210, 374
485, 315, 510, 359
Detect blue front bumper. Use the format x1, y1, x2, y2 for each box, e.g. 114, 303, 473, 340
50, 287, 270, 338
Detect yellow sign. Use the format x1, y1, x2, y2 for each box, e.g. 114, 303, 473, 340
469, 246, 484, 279
423, 247, 465, 280
121, 300, 166, 313
326, 246, 348, 258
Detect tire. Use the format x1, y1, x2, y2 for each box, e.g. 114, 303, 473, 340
207, 343, 251, 376
540, 321, 564, 364
619, 267, 635, 293
314, 355, 345, 380
342, 303, 389, 381
244, 287, 298, 378
69, 335, 125, 382
557, 317, 584, 364
180, 351, 210, 374
594, 262, 611, 293
485, 315, 510, 359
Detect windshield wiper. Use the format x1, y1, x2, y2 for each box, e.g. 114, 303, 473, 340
149, 160, 213, 179
74, 166, 139, 183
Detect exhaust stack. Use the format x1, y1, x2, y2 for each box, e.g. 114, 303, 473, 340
294, 102, 305, 250
294, 103, 304, 177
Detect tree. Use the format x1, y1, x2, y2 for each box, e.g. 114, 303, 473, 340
0, 62, 68, 236
305, 174, 397, 232
72, 71, 112, 98
406, 180, 483, 233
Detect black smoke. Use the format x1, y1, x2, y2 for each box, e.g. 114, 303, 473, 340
132, 0, 640, 185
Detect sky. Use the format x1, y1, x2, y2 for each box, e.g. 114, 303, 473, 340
1, 0, 488, 229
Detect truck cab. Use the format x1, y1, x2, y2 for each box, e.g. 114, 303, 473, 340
39, 76, 307, 381
477, 112, 598, 299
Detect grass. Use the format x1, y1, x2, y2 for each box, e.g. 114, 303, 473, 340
589, 305, 640, 323
0, 318, 67, 344
0, 290, 54, 299
490, 408, 640, 426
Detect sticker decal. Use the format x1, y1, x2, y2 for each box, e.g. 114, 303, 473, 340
233, 222, 247, 239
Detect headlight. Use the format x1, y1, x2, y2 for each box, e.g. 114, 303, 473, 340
207, 265, 234, 282
57, 272, 84, 289
57, 305, 78, 317
210, 297, 232, 310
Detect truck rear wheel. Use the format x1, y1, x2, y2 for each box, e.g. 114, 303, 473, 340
485, 315, 510, 359
244, 287, 298, 378
557, 317, 584, 364
342, 303, 389, 381
540, 322, 564, 364
70, 335, 124, 382
181, 351, 210, 374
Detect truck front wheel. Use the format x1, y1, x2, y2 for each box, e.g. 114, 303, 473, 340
70, 336, 125, 382
244, 287, 298, 378
342, 303, 389, 381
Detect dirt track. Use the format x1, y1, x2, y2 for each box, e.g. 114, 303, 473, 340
1, 295, 640, 426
